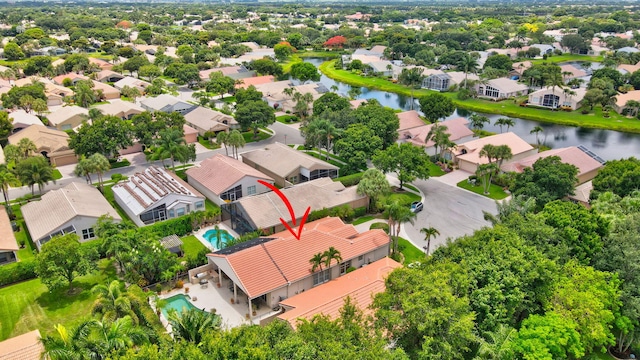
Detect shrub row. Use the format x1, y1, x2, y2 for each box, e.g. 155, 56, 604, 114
308, 205, 357, 222
334, 172, 364, 187
141, 216, 193, 237
0, 259, 37, 287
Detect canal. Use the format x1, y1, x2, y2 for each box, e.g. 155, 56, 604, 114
305, 58, 640, 161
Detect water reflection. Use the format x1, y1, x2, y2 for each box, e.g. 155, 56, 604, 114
305, 58, 640, 161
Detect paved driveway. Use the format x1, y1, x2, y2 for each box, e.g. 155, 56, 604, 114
403, 178, 497, 253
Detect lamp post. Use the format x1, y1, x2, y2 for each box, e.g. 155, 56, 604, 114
284, 134, 287, 145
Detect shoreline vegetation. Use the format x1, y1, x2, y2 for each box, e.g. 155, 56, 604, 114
318, 59, 640, 134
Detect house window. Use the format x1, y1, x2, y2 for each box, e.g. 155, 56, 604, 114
288, 175, 298, 184
484, 85, 500, 98
312, 269, 330, 286
176, 208, 185, 217
340, 260, 352, 275
309, 169, 338, 181
168, 209, 175, 218
61, 124, 72, 131
82, 228, 95, 240
140, 204, 167, 225
247, 185, 256, 195
195, 201, 204, 209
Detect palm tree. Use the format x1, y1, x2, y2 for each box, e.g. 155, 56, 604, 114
420, 227, 440, 256
494, 145, 513, 168
476, 163, 499, 195
347, 86, 361, 100
479, 144, 497, 164
41, 320, 98, 360
17, 137, 37, 160
216, 131, 230, 156
383, 200, 416, 256
74, 155, 94, 184
91, 280, 139, 324
470, 113, 490, 130
459, 52, 479, 89
154, 128, 187, 171
227, 129, 245, 160
398, 67, 425, 110
89, 153, 111, 192
293, 92, 314, 121
475, 324, 517, 360
357, 168, 390, 212
92, 316, 149, 356
15, 156, 55, 195
74, 80, 97, 108
309, 252, 324, 273
625, 100, 640, 117
168, 308, 221, 345
494, 118, 515, 133
32, 98, 48, 117
322, 246, 343, 268
530, 126, 544, 147
0, 165, 19, 217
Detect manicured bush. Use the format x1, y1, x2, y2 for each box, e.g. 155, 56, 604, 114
369, 222, 389, 234
346, 266, 356, 273
0, 259, 37, 286
142, 216, 193, 237
354, 206, 367, 218
334, 172, 364, 187
81, 239, 106, 258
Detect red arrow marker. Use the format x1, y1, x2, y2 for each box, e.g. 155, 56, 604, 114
258, 180, 310, 240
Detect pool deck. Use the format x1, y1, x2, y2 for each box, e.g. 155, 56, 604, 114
193, 223, 239, 251
156, 277, 280, 329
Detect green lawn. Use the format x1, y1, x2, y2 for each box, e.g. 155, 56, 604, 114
319, 60, 640, 134
242, 130, 272, 143
398, 237, 424, 264
109, 159, 131, 169
297, 50, 342, 59
276, 115, 300, 124
11, 205, 36, 260
381, 191, 421, 206
427, 162, 446, 177
204, 199, 220, 213
457, 179, 509, 200
282, 55, 303, 74
181, 235, 206, 259
52, 169, 63, 180
198, 136, 220, 150
528, 53, 603, 65
352, 215, 375, 225
0, 259, 117, 341
102, 185, 133, 222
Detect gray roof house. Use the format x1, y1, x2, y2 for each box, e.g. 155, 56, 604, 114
22, 182, 122, 250
113, 76, 151, 92
475, 78, 529, 101
182, 106, 237, 135
241, 142, 339, 188
112, 166, 205, 227
140, 94, 195, 114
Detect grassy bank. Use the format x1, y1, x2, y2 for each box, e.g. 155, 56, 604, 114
319, 60, 640, 134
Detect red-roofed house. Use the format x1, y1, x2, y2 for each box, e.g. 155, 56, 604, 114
501, 146, 604, 184
277, 257, 401, 329
206, 217, 390, 321
400, 117, 474, 156
186, 154, 274, 205
235, 75, 275, 89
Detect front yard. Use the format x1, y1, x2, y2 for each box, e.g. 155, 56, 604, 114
457, 179, 509, 200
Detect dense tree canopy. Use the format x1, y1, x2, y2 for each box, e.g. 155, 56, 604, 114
511, 156, 578, 210
592, 157, 640, 200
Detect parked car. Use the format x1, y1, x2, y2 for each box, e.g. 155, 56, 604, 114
410, 201, 423, 213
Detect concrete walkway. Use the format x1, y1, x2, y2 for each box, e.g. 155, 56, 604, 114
432, 169, 473, 186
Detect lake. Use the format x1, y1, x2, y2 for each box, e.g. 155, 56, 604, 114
305, 58, 640, 161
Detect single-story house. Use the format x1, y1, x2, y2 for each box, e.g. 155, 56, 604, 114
475, 78, 529, 101
568, 180, 594, 207
113, 76, 151, 93
94, 70, 125, 83
614, 90, 640, 114
527, 87, 587, 110
401, 117, 475, 156
8, 110, 44, 133
617, 47, 640, 54
0, 207, 18, 266
501, 146, 604, 184
112, 166, 206, 227
183, 106, 235, 136
47, 106, 89, 130
559, 64, 587, 81
7, 125, 78, 166
422, 71, 479, 91
94, 99, 145, 120
529, 44, 556, 55
89, 57, 113, 71
199, 65, 256, 81
43, 83, 74, 106
0, 329, 44, 360
140, 94, 195, 114
22, 182, 122, 250
509, 61, 533, 79
187, 154, 274, 206
207, 216, 390, 320
235, 75, 275, 89
397, 110, 425, 131
53, 72, 90, 86
34, 46, 66, 56
453, 132, 538, 173
224, 177, 367, 234
241, 142, 339, 188
254, 81, 328, 113
277, 257, 401, 329
91, 80, 120, 100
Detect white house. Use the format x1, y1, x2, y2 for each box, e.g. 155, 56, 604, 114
21, 182, 122, 250
112, 166, 206, 226
186, 154, 274, 205
475, 78, 529, 101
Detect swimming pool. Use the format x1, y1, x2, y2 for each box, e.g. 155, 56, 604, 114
203, 228, 235, 250
161, 294, 199, 318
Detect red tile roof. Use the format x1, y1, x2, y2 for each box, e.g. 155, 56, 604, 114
186, 154, 273, 195
277, 257, 401, 328
208, 217, 390, 298
235, 75, 275, 89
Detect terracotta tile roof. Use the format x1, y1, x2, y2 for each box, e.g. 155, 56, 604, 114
0, 330, 43, 360
456, 132, 534, 165
22, 182, 121, 242
8, 125, 72, 154
241, 142, 338, 179
235, 75, 275, 89
278, 257, 401, 328
500, 146, 603, 178
52, 72, 89, 85
615, 90, 640, 108
234, 178, 363, 230
186, 154, 273, 195
208, 217, 390, 298
0, 206, 18, 252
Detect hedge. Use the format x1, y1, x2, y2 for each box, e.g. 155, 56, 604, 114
141, 216, 193, 238
0, 259, 37, 287
334, 172, 364, 187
